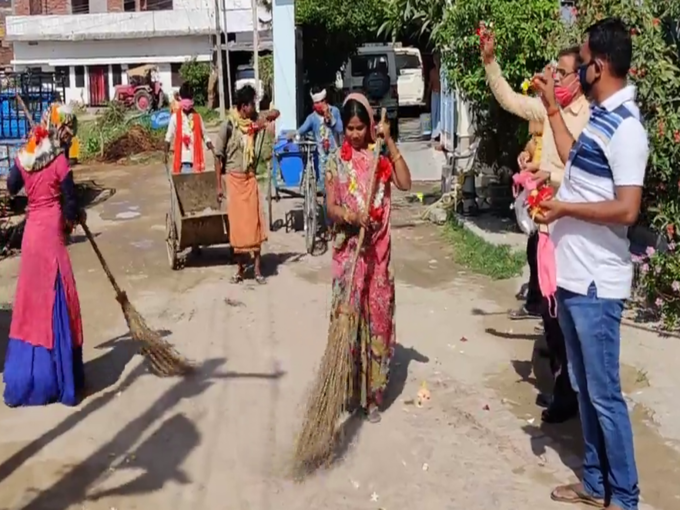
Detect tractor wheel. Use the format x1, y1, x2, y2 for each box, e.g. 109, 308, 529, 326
134, 89, 153, 113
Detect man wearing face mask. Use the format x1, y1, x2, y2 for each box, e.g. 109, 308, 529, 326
482, 37, 588, 424
290, 86, 343, 194
164, 84, 214, 174
533, 18, 647, 510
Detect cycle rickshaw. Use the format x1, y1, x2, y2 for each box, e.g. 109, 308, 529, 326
267, 137, 322, 254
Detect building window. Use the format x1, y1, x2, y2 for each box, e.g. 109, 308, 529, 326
123, 0, 136, 11
71, 0, 89, 14
111, 64, 122, 86
142, 0, 173, 11
74, 66, 85, 88
171, 63, 184, 87
28, 0, 42, 15
55, 66, 70, 88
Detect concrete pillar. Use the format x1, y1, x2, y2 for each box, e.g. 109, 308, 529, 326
272, 0, 296, 133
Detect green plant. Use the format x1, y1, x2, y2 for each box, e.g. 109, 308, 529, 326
296, 0, 389, 86
574, 1, 680, 327
435, 0, 568, 167
443, 217, 526, 280
378, 0, 448, 47
254, 54, 274, 98
180, 59, 211, 106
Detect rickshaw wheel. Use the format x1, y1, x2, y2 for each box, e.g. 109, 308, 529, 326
166, 213, 180, 270
304, 163, 317, 255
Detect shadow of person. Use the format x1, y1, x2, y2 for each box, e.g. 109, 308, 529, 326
82, 329, 172, 398
17, 358, 286, 510
512, 346, 584, 479
381, 344, 430, 412
260, 251, 304, 278
87, 413, 198, 500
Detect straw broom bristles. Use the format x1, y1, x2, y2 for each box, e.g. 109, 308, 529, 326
81, 221, 194, 376
293, 109, 387, 476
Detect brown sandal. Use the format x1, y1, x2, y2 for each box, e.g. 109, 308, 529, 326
550, 483, 604, 508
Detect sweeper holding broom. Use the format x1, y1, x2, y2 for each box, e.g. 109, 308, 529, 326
294, 93, 412, 473
3, 98, 192, 408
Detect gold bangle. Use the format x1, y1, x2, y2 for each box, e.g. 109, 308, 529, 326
391, 152, 403, 164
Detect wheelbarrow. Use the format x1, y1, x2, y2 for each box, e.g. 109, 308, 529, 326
165, 167, 231, 270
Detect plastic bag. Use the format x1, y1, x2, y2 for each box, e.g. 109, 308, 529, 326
513, 189, 536, 235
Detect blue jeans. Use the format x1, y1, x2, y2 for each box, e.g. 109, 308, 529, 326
557, 283, 639, 510
180, 162, 193, 174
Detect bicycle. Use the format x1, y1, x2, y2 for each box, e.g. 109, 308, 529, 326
297, 140, 319, 255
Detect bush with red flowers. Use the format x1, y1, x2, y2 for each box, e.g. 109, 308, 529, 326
571, 1, 680, 327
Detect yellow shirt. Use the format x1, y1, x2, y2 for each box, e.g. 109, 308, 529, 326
485, 60, 591, 189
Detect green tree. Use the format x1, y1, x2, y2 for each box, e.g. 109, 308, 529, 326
180, 60, 211, 106
378, 0, 448, 48
296, 0, 389, 87
435, 0, 568, 166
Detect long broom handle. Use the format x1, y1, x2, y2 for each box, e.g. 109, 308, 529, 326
79, 221, 124, 297
342, 108, 387, 306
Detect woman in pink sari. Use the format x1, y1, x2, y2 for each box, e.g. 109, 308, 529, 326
325, 93, 412, 423
3, 119, 84, 407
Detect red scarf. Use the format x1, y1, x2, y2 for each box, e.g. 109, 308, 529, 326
173, 110, 205, 174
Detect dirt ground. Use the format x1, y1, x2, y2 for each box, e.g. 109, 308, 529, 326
0, 162, 678, 510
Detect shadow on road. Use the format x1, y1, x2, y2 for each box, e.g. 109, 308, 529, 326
510, 348, 584, 480
82, 330, 172, 397
17, 358, 286, 509
382, 344, 430, 412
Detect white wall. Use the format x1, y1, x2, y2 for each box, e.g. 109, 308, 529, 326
6, 1, 271, 41
15, 60, 186, 106
13, 36, 212, 66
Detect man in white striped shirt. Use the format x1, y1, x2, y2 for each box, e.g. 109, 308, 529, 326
532, 17, 648, 510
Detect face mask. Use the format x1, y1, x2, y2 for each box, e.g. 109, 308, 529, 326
554, 78, 579, 108
578, 62, 599, 97
180, 99, 194, 111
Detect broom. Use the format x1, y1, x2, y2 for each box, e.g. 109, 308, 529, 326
293, 109, 387, 475
16, 94, 193, 376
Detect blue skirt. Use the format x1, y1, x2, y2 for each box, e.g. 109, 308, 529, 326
3, 274, 84, 407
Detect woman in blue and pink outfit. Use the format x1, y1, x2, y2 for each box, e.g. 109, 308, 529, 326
3, 111, 85, 407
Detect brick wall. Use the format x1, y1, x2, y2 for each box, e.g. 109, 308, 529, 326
107, 0, 123, 12
13, 0, 70, 16
0, 9, 11, 68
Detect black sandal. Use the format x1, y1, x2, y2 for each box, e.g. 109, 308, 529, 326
508, 306, 541, 320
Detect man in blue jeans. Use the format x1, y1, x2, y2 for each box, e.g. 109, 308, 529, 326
532, 18, 648, 510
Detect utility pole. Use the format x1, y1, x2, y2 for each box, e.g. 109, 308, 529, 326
213, 0, 226, 119
251, 0, 259, 108
221, 0, 233, 108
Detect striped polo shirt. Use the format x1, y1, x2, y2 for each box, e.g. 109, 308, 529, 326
552, 86, 649, 300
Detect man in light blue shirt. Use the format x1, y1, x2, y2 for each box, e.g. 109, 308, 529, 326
533, 17, 647, 510
292, 86, 343, 193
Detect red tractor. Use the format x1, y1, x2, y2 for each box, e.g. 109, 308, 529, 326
113, 64, 166, 113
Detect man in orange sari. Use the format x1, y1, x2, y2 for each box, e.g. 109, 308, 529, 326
164, 84, 214, 174
214, 85, 279, 284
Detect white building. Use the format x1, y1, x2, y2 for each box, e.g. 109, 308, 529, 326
5, 0, 271, 105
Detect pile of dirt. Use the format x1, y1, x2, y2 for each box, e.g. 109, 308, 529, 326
101, 124, 164, 162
